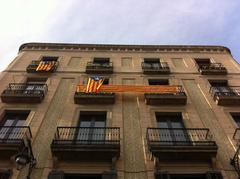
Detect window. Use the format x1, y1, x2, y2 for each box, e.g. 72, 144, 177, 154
42, 56, 58, 61
0, 111, 30, 140
26, 77, 47, 84
93, 58, 110, 65
65, 174, 102, 179
77, 112, 107, 143
148, 79, 169, 85
208, 80, 231, 95
144, 58, 160, 68
156, 112, 189, 144
231, 113, 240, 127
24, 78, 47, 94
194, 58, 211, 68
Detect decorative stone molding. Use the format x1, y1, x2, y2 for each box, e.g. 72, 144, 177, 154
19, 42, 231, 54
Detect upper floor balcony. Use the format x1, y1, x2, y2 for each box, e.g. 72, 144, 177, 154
26, 60, 59, 73
85, 62, 113, 74
197, 63, 227, 75
51, 127, 120, 162
142, 62, 170, 74
74, 92, 115, 104
0, 126, 32, 159
144, 86, 187, 105
147, 128, 218, 161
209, 86, 240, 106
1, 83, 48, 103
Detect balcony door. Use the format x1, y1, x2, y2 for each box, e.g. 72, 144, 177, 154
156, 113, 189, 145
24, 77, 47, 95
0, 111, 29, 140
144, 58, 160, 69
209, 80, 232, 95
77, 112, 106, 144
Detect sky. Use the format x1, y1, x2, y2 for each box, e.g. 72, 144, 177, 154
0, 0, 239, 71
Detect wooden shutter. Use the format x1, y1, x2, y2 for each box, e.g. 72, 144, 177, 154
155, 171, 170, 179
206, 171, 223, 179
48, 170, 64, 179
102, 170, 117, 179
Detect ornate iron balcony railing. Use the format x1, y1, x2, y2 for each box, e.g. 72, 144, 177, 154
147, 128, 215, 146
0, 126, 32, 141
142, 62, 169, 69
52, 127, 120, 145
210, 86, 240, 97
2, 83, 48, 96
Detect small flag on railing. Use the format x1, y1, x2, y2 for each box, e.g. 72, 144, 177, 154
85, 76, 104, 93
36, 61, 55, 71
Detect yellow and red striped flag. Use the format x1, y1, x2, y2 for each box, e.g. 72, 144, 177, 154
85, 76, 104, 93
36, 61, 55, 71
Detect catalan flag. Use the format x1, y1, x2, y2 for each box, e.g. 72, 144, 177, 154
85, 76, 104, 93
36, 61, 56, 72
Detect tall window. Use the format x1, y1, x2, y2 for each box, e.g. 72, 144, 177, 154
208, 80, 231, 94
41, 56, 58, 61
156, 112, 188, 144
144, 58, 160, 69
0, 111, 30, 140
194, 58, 211, 68
77, 112, 106, 143
148, 79, 169, 85
231, 113, 240, 127
24, 78, 47, 95
93, 58, 110, 65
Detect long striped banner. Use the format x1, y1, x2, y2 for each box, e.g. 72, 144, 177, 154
76, 85, 179, 93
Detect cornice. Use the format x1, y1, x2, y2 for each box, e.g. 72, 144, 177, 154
19, 42, 231, 54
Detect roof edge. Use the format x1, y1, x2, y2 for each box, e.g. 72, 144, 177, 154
19, 42, 231, 54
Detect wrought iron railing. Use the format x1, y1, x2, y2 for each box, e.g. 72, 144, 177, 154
1, 83, 48, 96
52, 127, 120, 145
142, 62, 169, 70
209, 86, 240, 97
86, 62, 113, 69
198, 63, 226, 71
147, 128, 215, 146
145, 86, 186, 95
0, 126, 32, 141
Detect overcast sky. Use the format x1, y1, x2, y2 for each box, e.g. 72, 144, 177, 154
0, 0, 239, 71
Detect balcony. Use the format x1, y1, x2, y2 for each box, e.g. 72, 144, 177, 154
1, 83, 48, 103
147, 128, 218, 161
74, 92, 115, 104
85, 62, 113, 74
231, 128, 240, 177
26, 60, 58, 73
198, 63, 227, 75
142, 62, 170, 74
144, 86, 187, 105
0, 126, 32, 159
210, 86, 240, 106
51, 127, 120, 161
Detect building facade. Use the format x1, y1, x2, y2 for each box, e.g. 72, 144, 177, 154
0, 43, 240, 179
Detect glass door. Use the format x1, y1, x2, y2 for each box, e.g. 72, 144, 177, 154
76, 113, 106, 144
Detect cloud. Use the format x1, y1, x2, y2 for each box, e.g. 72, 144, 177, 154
0, 0, 239, 71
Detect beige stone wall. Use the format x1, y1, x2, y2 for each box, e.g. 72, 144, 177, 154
0, 45, 239, 178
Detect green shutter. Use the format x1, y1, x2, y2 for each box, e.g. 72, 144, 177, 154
102, 170, 117, 179
206, 171, 223, 179
48, 170, 64, 179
